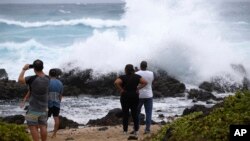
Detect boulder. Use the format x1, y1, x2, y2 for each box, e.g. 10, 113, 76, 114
2, 115, 25, 124
182, 105, 209, 116
0, 80, 28, 100
87, 108, 123, 126
182, 101, 225, 116
199, 74, 244, 93
87, 108, 156, 126
59, 116, 79, 129
60, 68, 117, 96
199, 81, 214, 92
0, 69, 8, 80
60, 68, 186, 97
188, 89, 217, 101
153, 70, 186, 97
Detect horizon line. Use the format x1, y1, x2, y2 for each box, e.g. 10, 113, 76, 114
0, 2, 124, 4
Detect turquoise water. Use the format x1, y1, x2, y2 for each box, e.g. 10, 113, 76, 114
0, 4, 125, 45
0, 1, 250, 84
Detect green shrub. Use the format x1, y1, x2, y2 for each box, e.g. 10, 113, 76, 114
152, 90, 250, 141
0, 122, 31, 141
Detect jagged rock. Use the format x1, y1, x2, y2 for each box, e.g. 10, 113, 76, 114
158, 114, 164, 118
0, 69, 8, 80
160, 120, 167, 125
60, 68, 117, 96
199, 81, 214, 92
2, 115, 25, 124
86, 108, 154, 126
199, 81, 226, 93
156, 110, 163, 112
188, 89, 217, 101
59, 116, 79, 129
182, 101, 225, 116
153, 70, 186, 97
199, 73, 244, 93
61, 68, 186, 97
182, 105, 209, 116
87, 108, 123, 126
0, 80, 28, 100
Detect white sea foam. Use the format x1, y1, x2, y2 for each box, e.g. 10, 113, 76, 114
1, 0, 250, 85
0, 18, 124, 28
0, 96, 195, 125
61, 0, 250, 84
0, 39, 69, 79
58, 9, 71, 14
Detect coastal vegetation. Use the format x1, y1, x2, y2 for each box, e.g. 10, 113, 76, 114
152, 90, 250, 141
0, 122, 30, 141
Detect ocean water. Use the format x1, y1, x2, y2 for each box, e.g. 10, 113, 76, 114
0, 0, 250, 85
0, 95, 196, 127
0, 0, 249, 130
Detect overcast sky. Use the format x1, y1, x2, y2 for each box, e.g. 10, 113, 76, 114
0, 0, 248, 4
0, 0, 124, 4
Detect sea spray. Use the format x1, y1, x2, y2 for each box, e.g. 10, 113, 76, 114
63, 0, 249, 85
0, 1, 249, 86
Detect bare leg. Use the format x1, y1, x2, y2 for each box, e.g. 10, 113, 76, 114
52, 116, 59, 138
29, 125, 39, 141
39, 125, 47, 141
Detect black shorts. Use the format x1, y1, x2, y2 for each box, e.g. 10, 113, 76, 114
48, 106, 60, 117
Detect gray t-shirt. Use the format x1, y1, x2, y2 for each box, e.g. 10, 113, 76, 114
25, 75, 50, 112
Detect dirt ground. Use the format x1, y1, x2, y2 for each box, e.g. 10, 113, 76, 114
45, 124, 161, 141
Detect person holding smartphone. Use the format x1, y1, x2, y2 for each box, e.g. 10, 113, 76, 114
18, 59, 50, 141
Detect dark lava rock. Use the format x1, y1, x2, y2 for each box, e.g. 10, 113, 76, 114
188, 89, 217, 101
0, 69, 8, 80
59, 116, 79, 129
87, 108, 123, 126
182, 105, 210, 116
2, 115, 25, 124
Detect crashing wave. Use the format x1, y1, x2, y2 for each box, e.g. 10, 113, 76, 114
0, 18, 124, 28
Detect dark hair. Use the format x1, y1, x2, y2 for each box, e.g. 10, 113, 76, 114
49, 69, 57, 77
125, 64, 135, 75
33, 59, 43, 71
140, 61, 147, 70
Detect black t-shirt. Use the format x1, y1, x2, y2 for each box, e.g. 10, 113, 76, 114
119, 74, 141, 99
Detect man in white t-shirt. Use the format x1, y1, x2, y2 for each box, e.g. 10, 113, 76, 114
136, 61, 154, 134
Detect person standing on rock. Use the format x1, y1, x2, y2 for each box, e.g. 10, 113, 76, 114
48, 69, 63, 138
136, 61, 154, 134
114, 64, 147, 136
18, 59, 50, 141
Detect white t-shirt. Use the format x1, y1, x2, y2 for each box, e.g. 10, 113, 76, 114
136, 70, 154, 98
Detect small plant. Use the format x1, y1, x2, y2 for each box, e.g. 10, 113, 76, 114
0, 122, 31, 141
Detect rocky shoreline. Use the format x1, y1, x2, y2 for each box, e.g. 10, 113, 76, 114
1, 67, 248, 100
1, 66, 249, 129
